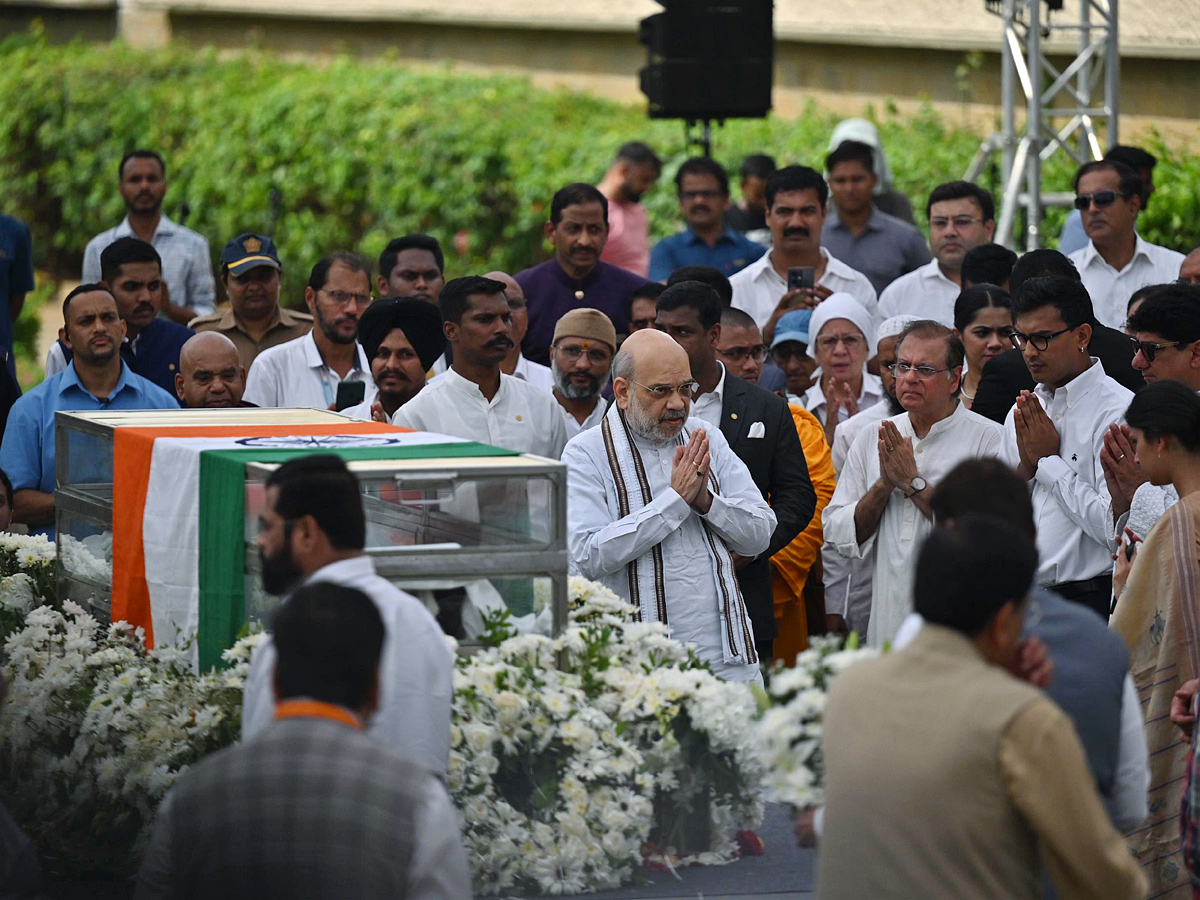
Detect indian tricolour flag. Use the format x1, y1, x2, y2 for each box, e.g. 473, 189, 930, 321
109, 421, 516, 669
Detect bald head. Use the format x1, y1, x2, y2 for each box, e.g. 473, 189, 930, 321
176, 332, 246, 408
612, 330, 693, 442
484, 270, 529, 346
1181, 246, 1200, 286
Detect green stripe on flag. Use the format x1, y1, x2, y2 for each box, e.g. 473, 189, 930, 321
197, 442, 518, 670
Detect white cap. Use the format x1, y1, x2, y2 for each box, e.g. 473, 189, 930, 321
807, 293, 877, 360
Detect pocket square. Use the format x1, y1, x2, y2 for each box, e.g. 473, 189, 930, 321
747, 421, 766, 439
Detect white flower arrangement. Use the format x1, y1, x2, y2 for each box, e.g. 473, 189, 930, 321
453, 577, 768, 895
0, 532, 57, 643
755, 635, 879, 810
58, 532, 113, 587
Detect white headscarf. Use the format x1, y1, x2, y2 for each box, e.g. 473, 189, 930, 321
828, 118, 896, 194
807, 293, 877, 359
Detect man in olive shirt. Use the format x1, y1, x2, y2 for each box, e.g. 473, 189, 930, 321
189, 234, 312, 371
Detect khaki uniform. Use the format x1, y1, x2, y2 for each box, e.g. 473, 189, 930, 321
188, 305, 313, 371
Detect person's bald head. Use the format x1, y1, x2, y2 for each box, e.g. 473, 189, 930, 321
176, 332, 246, 408
612, 330, 694, 443
484, 271, 529, 345
1181, 247, 1200, 286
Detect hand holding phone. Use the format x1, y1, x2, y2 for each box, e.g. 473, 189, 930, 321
787, 267, 815, 292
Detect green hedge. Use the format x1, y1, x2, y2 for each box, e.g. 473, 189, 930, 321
2, 25, 1198, 306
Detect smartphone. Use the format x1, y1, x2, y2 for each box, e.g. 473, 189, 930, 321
787, 266, 815, 292
1124, 539, 1137, 561
335, 381, 367, 411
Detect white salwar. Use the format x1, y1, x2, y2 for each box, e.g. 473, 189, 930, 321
562, 411, 776, 681
823, 402, 1003, 647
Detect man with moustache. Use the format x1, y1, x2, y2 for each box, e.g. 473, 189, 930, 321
83, 150, 215, 322
824, 321, 1002, 646
0, 285, 178, 536
189, 234, 313, 371
392, 276, 567, 459
547, 308, 616, 438
244, 253, 376, 411
240, 455, 454, 779
597, 142, 662, 277
488, 271, 554, 392
175, 332, 252, 409
517, 184, 651, 366
341, 297, 445, 422
562, 329, 776, 682
729, 165, 876, 342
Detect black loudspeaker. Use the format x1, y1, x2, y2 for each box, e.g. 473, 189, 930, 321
639, 0, 774, 120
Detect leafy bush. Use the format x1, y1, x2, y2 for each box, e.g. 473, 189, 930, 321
1, 26, 1196, 308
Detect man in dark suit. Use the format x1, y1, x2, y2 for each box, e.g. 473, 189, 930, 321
655, 280, 816, 662
135, 581, 470, 900
973, 249, 1143, 423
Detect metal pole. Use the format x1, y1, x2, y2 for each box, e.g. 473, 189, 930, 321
1000, 0, 1017, 194
1078, 0, 1091, 158
1106, 0, 1120, 147
1025, 0, 1042, 250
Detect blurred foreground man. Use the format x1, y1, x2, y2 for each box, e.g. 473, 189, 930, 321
819, 517, 1147, 900
137, 580, 468, 900
175, 333, 248, 409
563, 329, 776, 682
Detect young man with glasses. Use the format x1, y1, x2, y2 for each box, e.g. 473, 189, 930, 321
1067, 160, 1184, 330
562, 328, 777, 682
654, 280, 815, 664
547, 307, 617, 438
878, 181, 997, 326
998, 275, 1134, 619
244, 252, 377, 410
824, 320, 1002, 647
649, 158, 765, 282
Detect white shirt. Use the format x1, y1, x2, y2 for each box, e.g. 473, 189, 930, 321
43, 341, 67, 379
559, 396, 607, 440
889, 610, 1149, 834
512, 354, 555, 393
831, 397, 894, 473
876, 258, 961, 326
824, 402, 1003, 646
1069, 235, 1186, 330
563, 416, 775, 681
729, 247, 878, 331
241, 556, 454, 779
799, 371, 884, 432
691, 363, 727, 429
999, 359, 1134, 585
83, 214, 217, 315
244, 331, 376, 410
392, 367, 568, 459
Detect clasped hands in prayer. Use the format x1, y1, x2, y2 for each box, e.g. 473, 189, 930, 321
1100, 423, 1149, 519
875, 419, 918, 491
1013, 391, 1061, 479
671, 428, 713, 515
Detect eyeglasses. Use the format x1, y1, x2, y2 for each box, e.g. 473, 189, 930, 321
1009, 326, 1076, 351
886, 361, 953, 379
322, 289, 372, 307
771, 345, 809, 362
816, 334, 863, 351
556, 343, 612, 364
717, 344, 769, 363
1129, 336, 1189, 362
680, 189, 724, 201
1074, 190, 1126, 211
631, 380, 701, 400
929, 216, 983, 231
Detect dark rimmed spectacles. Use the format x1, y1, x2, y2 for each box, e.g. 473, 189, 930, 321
1009, 326, 1076, 351
631, 380, 701, 400
1129, 336, 1189, 363
718, 344, 769, 363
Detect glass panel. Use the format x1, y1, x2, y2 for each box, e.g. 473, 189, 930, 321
62, 425, 114, 491
56, 508, 113, 617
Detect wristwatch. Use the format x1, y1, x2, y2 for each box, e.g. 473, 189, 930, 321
903, 476, 927, 498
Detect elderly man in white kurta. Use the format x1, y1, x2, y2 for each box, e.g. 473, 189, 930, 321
563, 330, 776, 681
823, 321, 1002, 646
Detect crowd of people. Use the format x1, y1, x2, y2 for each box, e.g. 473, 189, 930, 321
4, 119, 1200, 897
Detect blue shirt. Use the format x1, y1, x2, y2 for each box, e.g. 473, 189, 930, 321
0, 213, 35, 364
58, 318, 193, 399
0, 362, 180, 537
821, 207, 931, 296
1057, 208, 1089, 256
648, 227, 766, 282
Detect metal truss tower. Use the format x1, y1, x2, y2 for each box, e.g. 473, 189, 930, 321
965, 0, 1120, 250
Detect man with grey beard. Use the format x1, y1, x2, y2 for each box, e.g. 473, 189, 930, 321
548, 308, 616, 438
561, 329, 776, 682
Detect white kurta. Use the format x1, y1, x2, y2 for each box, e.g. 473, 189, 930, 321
244, 332, 376, 411
562, 416, 776, 681
998, 359, 1133, 585
823, 402, 1003, 647
241, 556, 454, 778
392, 367, 568, 459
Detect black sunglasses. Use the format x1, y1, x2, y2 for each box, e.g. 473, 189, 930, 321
1074, 190, 1127, 211
1129, 336, 1189, 362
